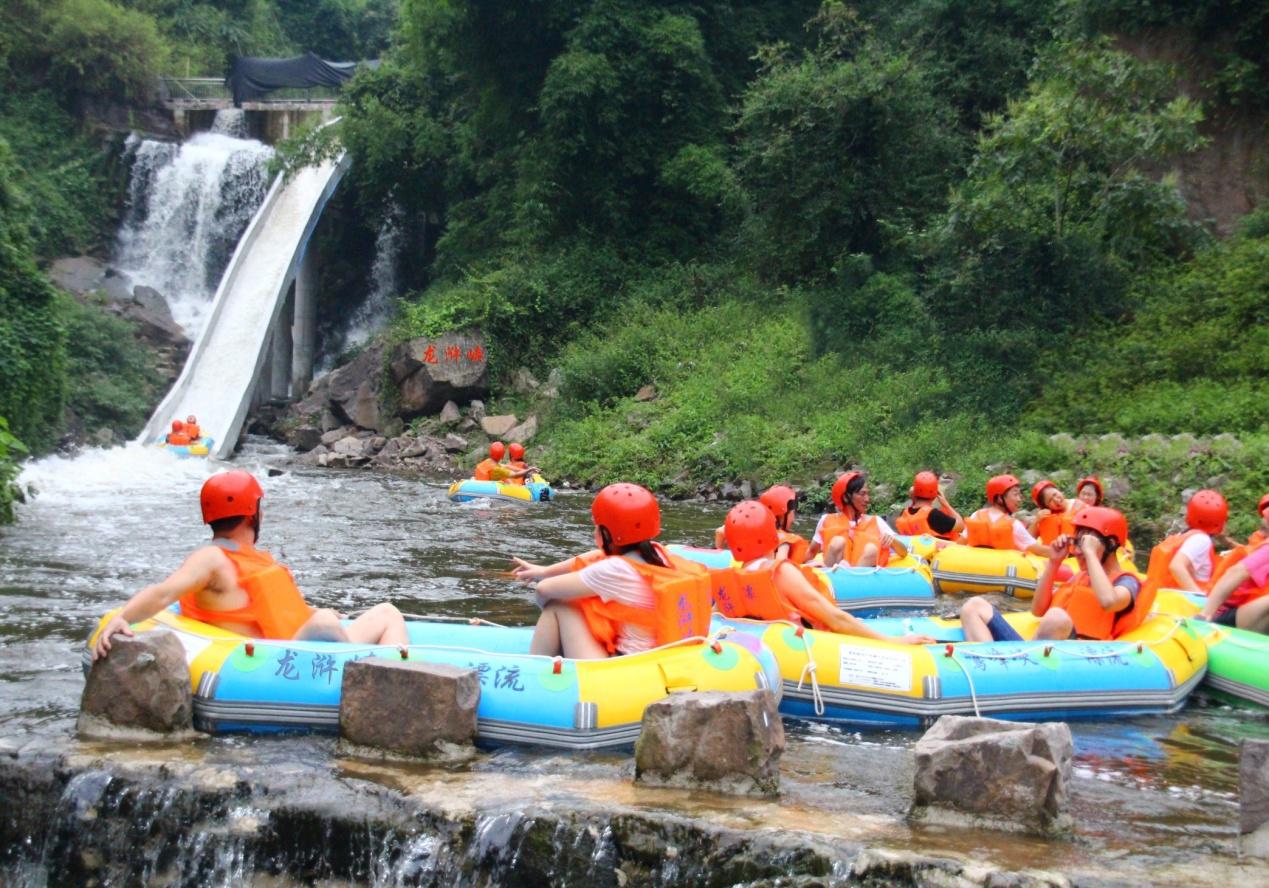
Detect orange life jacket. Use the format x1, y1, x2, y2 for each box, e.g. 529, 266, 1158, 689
818, 513, 891, 567
1034, 503, 1078, 546
1050, 565, 1143, 640
567, 545, 712, 655
777, 530, 810, 564
1209, 538, 1269, 607
895, 505, 958, 541
473, 459, 507, 482
1250, 529, 1267, 548
184, 423, 202, 441
709, 561, 835, 628
166, 432, 192, 446
964, 508, 1018, 550
507, 459, 528, 486
179, 543, 314, 639
1144, 529, 1214, 592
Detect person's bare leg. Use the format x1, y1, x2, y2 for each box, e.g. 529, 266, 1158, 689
530, 603, 565, 656
1236, 597, 1269, 634
856, 541, 879, 568
960, 597, 995, 642
345, 602, 409, 646
1034, 609, 1074, 641
553, 604, 609, 659
824, 537, 847, 567
294, 608, 350, 642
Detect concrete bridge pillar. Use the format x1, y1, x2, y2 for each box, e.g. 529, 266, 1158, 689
291, 246, 318, 398
271, 289, 294, 400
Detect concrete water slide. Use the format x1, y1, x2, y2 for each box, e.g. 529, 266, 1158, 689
138, 150, 349, 459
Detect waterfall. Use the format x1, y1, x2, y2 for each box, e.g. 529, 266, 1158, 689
344, 205, 405, 350
115, 111, 274, 336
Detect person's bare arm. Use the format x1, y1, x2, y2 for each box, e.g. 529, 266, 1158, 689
1198, 561, 1250, 620
1169, 552, 1202, 592
511, 550, 601, 582
774, 563, 933, 644
535, 571, 597, 602
92, 547, 222, 659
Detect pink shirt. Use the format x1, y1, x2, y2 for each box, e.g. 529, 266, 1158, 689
1227, 544, 1269, 609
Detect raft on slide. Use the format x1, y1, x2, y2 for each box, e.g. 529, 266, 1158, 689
155, 437, 215, 458
1153, 590, 1269, 708
667, 544, 935, 613
85, 607, 780, 749
929, 544, 1139, 599
448, 474, 553, 504
711, 611, 1206, 728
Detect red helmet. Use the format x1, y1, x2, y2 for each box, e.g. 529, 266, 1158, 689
1076, 476, 1104, 505
911, 471, 939, 500
508, 442, 525, 460
591, 483, 660, 547
831, 471, 863, 513
171, 419, 185, 433
1072, 506, 1129, 550
1258, 493, 1269, 515
1031, 480, 1059, 509
758, 484, 797, 520
489, 441, 506, 460
725, 500, 779, 563
1186, 489, 1228, 534
986, 474, 1021, 503
200, 470, 263, 524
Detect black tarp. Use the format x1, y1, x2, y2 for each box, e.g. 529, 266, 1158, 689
226, 53, 361, 105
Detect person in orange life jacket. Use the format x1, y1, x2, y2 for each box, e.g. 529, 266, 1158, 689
1250, 493, 1269, 548
710, 485, 809, 563
1158, 489, 1228, 592
1027, 480, 1081, 545
806, 471, 908, 568
961, 507, 1141, 642
473, 442, 511, 481
503, 442, 540, 486
166, 419, 191, 446
91, 470, 408, 660
895, 471, 963, 541
724, 501, 935, 644
510, 483, 703, 659
963, 474, 1051, 557
1198, 541, 1269, 633
184, 414, 202, 441
1203, 491, 1269, 594
1075, 476, 1103, 508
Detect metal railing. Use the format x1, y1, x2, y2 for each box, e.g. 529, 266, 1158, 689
159, 77, 341, 105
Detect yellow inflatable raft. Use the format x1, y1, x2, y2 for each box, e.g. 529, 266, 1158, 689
930, 545, 1140, 599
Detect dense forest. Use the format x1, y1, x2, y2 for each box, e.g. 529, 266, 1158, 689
1, 0, 1266, 537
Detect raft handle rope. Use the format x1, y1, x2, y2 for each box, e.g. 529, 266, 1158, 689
398, 613, 510, 628
719, 616, 823, 715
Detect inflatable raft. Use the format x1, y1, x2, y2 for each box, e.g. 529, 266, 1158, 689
85, 608, 780, 748
1154, 591, 1268, 708
668, 544, 935, 613
929, 544, 1139, 599
448, 474, 553, 504
155, 437, 214, 458
711, 611, 1206, 728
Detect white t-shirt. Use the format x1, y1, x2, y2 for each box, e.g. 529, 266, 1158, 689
812, 514, 897, 547
1177, 531, 1214, 583
575, 555, 655, 654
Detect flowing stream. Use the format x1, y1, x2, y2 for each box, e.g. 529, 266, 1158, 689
1, 444, 1265, 885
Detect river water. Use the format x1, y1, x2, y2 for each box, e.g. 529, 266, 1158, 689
1, 442, 1266, 884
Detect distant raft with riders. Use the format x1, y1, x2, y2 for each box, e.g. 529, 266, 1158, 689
157, 415, 214, 458
449, 441, 554, 504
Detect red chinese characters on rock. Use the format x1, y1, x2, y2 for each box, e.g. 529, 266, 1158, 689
466, 345, 484, 363
444, 345, 462, 363
417, 342, 486, 364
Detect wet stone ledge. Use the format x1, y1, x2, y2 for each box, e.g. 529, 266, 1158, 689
0, 743, 1069, 888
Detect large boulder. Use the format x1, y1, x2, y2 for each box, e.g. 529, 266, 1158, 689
389, 332, 489, 419
635, 690, 783, 797
1243, 739, 1269, 859
47, 256, 108, 294
505, 415, 538, 443
340, 658, 479, 756
911, 716, 1072, 835
118, 285, 187, 345
324, 342, 387, 432
480, 414, 518, 438
78, 632, 193, 737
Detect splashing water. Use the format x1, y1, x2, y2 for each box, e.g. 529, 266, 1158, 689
343, 205, 404, 351
114, 114, 273, 336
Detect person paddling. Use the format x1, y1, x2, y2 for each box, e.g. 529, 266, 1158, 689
91, 470, 408, 659
503, 442, 540, 485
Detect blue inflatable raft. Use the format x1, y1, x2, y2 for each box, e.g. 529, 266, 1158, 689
448, 476, 554, 504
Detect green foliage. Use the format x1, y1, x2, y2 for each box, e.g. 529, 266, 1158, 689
39, 0, 169, 102
0, 416, 27, 525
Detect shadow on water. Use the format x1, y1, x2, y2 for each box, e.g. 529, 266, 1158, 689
1, 439, 1266, 884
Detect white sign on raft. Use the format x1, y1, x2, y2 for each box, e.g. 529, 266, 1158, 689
838, 646, 913, 692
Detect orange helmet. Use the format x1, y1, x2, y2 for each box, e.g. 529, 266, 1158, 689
758, 485, 798, 520
508, 442, 525, 460
171, 419, 185, 433
200, 470, 263, 524
725, 500, 779, 563
831, 471, 863, 513
986, 474, 1020, 503
489, 441, 506, 460
591, 483, 660, 547
1186, 489, 1228, 534
911, 471, 939, 500
1076, 476, 1104, 505
1072, 506, 1128, 550
1031, 480, 1059, 509
1258, 493, 1269, 515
